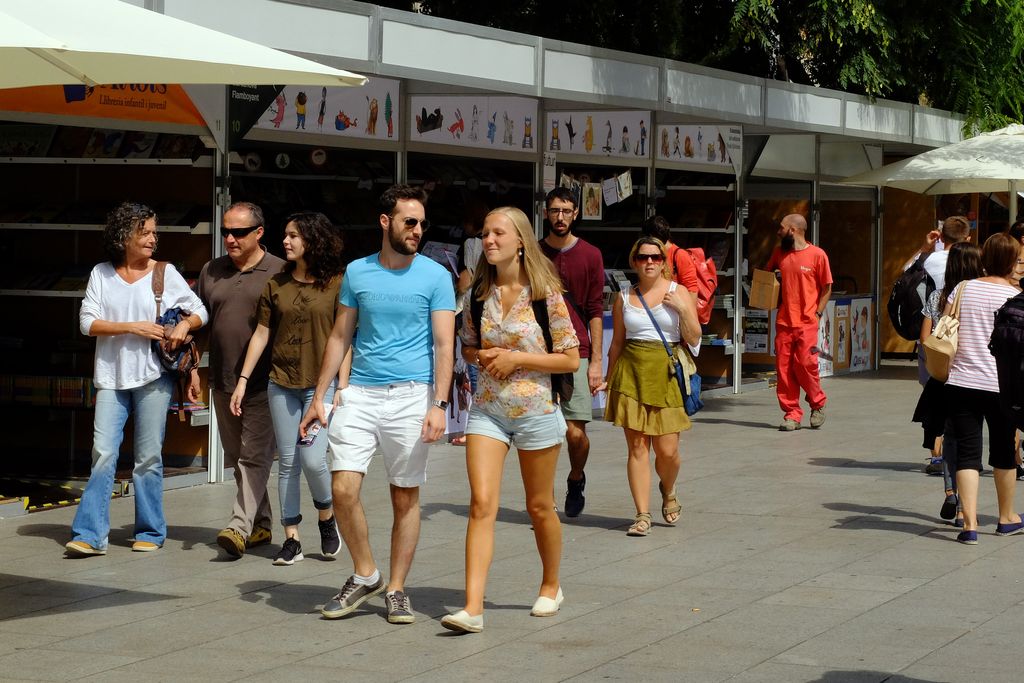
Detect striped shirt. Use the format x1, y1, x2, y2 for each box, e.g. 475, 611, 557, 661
946, 279, 1018, 392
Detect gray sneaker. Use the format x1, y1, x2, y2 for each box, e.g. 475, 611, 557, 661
385, 590, 415, 624
321, 574, 385, 619
779, 419, 800, 432
809, 407, 826, 429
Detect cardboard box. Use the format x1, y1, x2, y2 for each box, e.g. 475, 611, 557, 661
750, 269, 780, 310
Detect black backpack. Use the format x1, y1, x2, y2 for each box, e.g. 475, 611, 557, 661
989, 292, 1024, 430
887, 254, 936, 341
469, 293, 574, 404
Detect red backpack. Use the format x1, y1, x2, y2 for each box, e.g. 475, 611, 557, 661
672, 246, 717, 325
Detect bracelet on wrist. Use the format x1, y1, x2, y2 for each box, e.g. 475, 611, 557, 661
239, 375, 249, 381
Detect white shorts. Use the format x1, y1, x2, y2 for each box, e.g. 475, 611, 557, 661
327, 381, 432, 487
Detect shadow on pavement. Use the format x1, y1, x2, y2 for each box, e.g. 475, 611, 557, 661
420, 501, 627, 531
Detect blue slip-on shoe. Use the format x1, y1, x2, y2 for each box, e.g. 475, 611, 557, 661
995, 517, 1024, 536
956, 530, 978, 545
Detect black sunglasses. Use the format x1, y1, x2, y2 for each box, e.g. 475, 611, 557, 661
635, 253, 665, 263
220, 225, 261, 239
393, 216, 430, 231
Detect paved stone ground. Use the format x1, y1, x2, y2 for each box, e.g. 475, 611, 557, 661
3, 363, 1024, 682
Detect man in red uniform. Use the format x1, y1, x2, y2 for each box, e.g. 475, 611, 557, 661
765, 214, 832, 431
541, 187, 605, 517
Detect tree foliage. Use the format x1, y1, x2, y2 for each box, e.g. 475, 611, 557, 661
379, 0, 1024, 132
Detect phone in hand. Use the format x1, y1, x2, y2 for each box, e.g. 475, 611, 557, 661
297, 403, 334, 446
297, 421, 321, 447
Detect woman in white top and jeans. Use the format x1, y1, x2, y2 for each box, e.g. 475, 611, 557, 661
67, 202, 207, 556
600, 237, 701, 537
945, 232, 1021, 544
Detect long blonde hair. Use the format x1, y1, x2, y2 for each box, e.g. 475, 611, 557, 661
471, 206, 564, 302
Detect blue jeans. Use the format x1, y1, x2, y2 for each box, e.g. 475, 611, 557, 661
267, 381, 333, 526
71, 373, 173, 549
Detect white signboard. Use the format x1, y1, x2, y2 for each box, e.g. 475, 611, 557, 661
545, 111, 651, 159
409, 95, 538, 153
655, 124, 741, 175
253, 79, 400, 141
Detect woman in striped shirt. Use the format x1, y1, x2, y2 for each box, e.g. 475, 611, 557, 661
945, 232, 1021, 544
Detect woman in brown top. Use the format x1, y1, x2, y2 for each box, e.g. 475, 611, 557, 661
231, 211, 345, 565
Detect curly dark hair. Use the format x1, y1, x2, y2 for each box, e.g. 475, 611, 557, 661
102, 201, 157, 265
283, 211, 344, 288
379, 184, 427, 218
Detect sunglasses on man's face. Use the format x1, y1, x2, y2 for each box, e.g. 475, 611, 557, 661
220, 225, 261, 239
635, 253, 665, 263
394, 216, 430, 231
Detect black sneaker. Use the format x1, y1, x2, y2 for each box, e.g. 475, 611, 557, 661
318, 515, 341, 559
564, 473, 586, 518
272, 537, 303, 566
384, 590, 415, 624
321, 574, 385, 619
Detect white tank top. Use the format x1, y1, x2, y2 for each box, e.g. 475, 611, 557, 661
620, 281, 701, 355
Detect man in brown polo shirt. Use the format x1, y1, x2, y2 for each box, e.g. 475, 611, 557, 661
194, 202, 285, 558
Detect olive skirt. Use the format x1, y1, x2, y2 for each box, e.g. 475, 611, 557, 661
605, 339, 690, 436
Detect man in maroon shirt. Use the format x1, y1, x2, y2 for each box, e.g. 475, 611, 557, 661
541, 187, 605, 517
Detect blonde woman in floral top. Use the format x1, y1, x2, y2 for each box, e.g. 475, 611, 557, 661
441, 206, 579, 634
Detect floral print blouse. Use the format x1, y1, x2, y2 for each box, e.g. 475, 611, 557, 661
460, 286, 579, 418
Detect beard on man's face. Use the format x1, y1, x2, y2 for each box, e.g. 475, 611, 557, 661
549, 219, 573, 237
781, 233, 796, 251
389, 225, 419, 255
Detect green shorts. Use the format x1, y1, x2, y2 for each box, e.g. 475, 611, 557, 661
560, 358, 594, 423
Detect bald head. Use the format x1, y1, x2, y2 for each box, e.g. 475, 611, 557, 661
782, 214, 807, 233
779, 213, 808, 251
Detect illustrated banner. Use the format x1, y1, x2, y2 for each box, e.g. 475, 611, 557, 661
545, 111, 651, 159
655, 124, 741, 175
409, 95, 538, 153
252, 79, 401, 141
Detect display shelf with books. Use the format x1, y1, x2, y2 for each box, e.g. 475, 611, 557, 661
0, 120, 215, 500
653, 167, 743, 393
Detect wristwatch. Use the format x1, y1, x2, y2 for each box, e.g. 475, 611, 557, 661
431, 399, 450, 410
815, 311, 823, 318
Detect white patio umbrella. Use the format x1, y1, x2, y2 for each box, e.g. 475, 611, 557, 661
0, 0, 367, 88
842, 124, 1024, 227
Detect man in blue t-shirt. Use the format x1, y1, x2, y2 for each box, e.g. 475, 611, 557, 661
301, 185, 455, 625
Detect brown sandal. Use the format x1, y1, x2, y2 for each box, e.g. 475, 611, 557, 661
659, 483, 681, 525
627, 512, 652, 536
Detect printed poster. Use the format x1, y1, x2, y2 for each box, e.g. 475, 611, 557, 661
601, 177, 618, 207
849, 298, 873, 372
545, 111, 650, 159
409, 95, 537, 153
817, 301, 836, 378
743, 309, 770, 354
254, 79, 400, 141
616, 170, 633, 201
835, 304, 850, 368
582, 183, 603, 220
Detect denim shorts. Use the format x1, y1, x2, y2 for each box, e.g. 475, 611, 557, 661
466, 407, 567, 451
